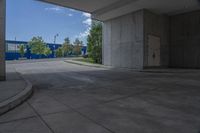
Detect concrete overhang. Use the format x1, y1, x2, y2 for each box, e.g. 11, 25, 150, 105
39, 0, 200, 21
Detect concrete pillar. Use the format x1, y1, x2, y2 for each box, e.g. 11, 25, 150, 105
0, 0, 6, 81
103, 10, 144, 69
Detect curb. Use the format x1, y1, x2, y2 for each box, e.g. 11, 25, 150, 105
0, 79, 33, 115
65, 60, 141, 72
65, 60, 110, 68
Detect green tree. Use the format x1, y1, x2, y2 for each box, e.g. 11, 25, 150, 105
87, 21, 102, 64
55, 47, 63, 57
44, 47, 52, 56
28, 36, 46, 58
19, 44, 25, 57
62, 37, 73, 56
64, 37, 70, 45
73, 38, 83, 56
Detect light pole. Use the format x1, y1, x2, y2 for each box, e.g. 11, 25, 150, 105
15, 37, 17, 60
54, 34, 59, 44
53, 34, 59, 58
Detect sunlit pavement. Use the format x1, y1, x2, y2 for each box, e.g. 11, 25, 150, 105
0, 59, 200, 133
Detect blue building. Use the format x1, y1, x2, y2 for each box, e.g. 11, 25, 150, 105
6, 40, 62, 60
5, 40, 87, 60
81, 46, 87, 56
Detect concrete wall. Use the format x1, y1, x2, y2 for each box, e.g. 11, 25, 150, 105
0, 0, 6, 81
170, 10, 200, 68
103, 9, 200, 69
103, 10, 144, 69
143, 10, 170, 67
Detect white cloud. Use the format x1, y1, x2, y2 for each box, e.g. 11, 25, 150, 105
75, 12, 92, 40
78, 27, 91, 39
68, 13, 73, 17
82, 13, 91, 18
45, 6, 63, 12
82, 12, 92, 26
83, 18, 92, 26
69, 9, 76, 12
45, 6, 74, 17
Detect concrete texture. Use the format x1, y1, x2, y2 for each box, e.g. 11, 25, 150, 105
170, 10, 200, 68
103, 9, 200, 69
143, 10, 170, 67
0, 0, 6, 81
0, 103, 36, 123
42, 111, 111, 133
103, 9, 170, 69
0, 117, 52, 133
103, 10, 144, 69
0, 65, 32, 115
1, 59, 200, 133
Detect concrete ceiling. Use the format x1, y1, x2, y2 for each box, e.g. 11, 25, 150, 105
39, 0, 200, 21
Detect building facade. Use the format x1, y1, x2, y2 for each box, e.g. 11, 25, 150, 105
5, 40, 62, 60
5, 40, 87, 60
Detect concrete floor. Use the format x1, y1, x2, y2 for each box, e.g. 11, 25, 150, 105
0, 59, 200, 133
0, 65, 26, 103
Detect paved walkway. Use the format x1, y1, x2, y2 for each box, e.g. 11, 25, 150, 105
0, 65, 32, 114
0, 66, 25, 103
0, 60, 200, 133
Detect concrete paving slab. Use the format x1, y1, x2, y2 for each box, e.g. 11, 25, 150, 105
28, 92, 69, 115
0, 103, 36, 123
52, 92, 105, 109
42, 111, 112, 133
79, 96, 200, 133
0, 117, 52, 133
140, 85, 200, 116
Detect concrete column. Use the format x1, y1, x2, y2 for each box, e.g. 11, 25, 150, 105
103, 10, 144, 69
0, 0, 6, 81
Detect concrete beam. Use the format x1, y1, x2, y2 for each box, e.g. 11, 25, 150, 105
0, 0, 6, 81
92, 0, 138, 19
39, 0, 200, 21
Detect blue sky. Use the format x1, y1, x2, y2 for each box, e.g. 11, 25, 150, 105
6, 0, 91, 45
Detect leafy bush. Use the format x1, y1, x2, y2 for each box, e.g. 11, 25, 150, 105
56, 47, 63, 57
19, 45, 25, 57
44, 47, 52, 56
